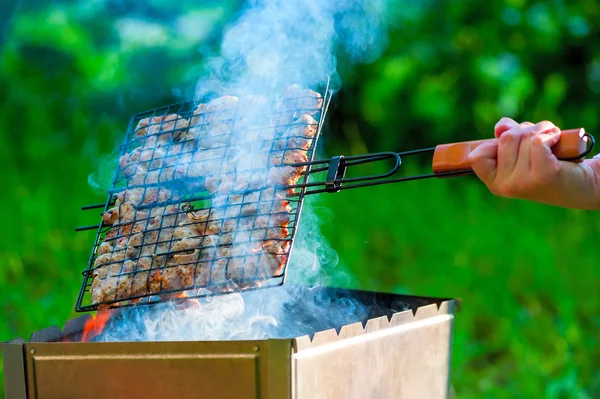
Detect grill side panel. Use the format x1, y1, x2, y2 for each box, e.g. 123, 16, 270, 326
19, 341, 292, 399
1, 342, 28, 399
292, 301, 456, 399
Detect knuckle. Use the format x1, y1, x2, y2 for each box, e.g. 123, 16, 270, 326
499, 179, 531, 198
522, 131, 537, 140
499, 131, 519, 144
520, 121, 534, 128
468, 150, 483, 164
530, 134, 546, 145
467, 151, 478, 164
535, 120, 556, 132
498, 182, 516, 197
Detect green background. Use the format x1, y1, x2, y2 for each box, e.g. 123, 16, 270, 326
1, 0, 599, 397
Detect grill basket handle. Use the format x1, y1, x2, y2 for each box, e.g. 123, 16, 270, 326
432, 128, 593, 175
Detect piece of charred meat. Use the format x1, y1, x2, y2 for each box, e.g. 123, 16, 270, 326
276, 85, 323, 126
272, 114, 318, 151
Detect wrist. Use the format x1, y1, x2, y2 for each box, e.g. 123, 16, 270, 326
554, 159, 600, 210
590, 156, 600, 210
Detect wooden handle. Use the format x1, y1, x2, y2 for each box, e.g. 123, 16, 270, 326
432, 128, 588, 175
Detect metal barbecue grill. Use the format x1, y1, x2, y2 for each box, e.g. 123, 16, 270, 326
2, 284, 459, 399
76, 76, 596, 313
76, 82, 334, 312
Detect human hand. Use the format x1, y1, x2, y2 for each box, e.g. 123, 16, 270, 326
468, 117, 600, 210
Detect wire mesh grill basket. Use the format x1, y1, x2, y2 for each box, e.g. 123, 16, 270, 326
76, 82, 333, 311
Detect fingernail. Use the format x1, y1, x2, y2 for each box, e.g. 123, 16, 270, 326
594, 153, 600, 159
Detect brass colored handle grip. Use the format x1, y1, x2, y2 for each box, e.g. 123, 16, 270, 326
432, 128, 588, 175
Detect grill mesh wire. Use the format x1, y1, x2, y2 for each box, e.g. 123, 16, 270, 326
76, 84, 332, 311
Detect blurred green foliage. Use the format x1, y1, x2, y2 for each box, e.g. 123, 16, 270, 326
1, 0, 600, 398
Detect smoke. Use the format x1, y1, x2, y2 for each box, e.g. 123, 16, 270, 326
97, 199, 373, 342
88, 149, 120, 194
98, 192, 369, 342
195, 0, 400, 100
96, 0, 401, 342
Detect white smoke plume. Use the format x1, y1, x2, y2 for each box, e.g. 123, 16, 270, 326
97, 0, 405, 342
195, 0, 401, 99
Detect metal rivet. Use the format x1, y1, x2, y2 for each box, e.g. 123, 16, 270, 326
30, 349, 35, 354
253, 346, 259, 352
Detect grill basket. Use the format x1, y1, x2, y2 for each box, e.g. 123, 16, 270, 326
76, 82, 333, 311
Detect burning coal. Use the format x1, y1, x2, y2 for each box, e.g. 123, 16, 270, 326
87, 0, 401, 342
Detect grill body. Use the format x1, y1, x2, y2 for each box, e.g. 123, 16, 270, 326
2, 287, 457, 399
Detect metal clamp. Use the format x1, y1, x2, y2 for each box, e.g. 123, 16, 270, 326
286, 152, 402, 195
325, 156, 347, 193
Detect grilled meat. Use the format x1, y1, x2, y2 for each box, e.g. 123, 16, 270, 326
272, 114, 318, 151
134, 114, 190, 143
282, 85, 323, 113
112, 187, 175, 208
278, 85, 323, 126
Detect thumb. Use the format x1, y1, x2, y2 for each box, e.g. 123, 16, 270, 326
468, 140, 499, 186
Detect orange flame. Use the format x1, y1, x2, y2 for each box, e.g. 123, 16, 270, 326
173, 291, 201, 309
81, 310, 114, 342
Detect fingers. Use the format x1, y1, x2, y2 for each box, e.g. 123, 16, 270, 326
494, 119, 556, 181
528, 129, 561, 180
474, 118, 562, 197
496, 127, 523, 181
513, 121, 560, 175
476, 118, 565, 200
494, 117, 534, 137
468, 140, 498, 191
